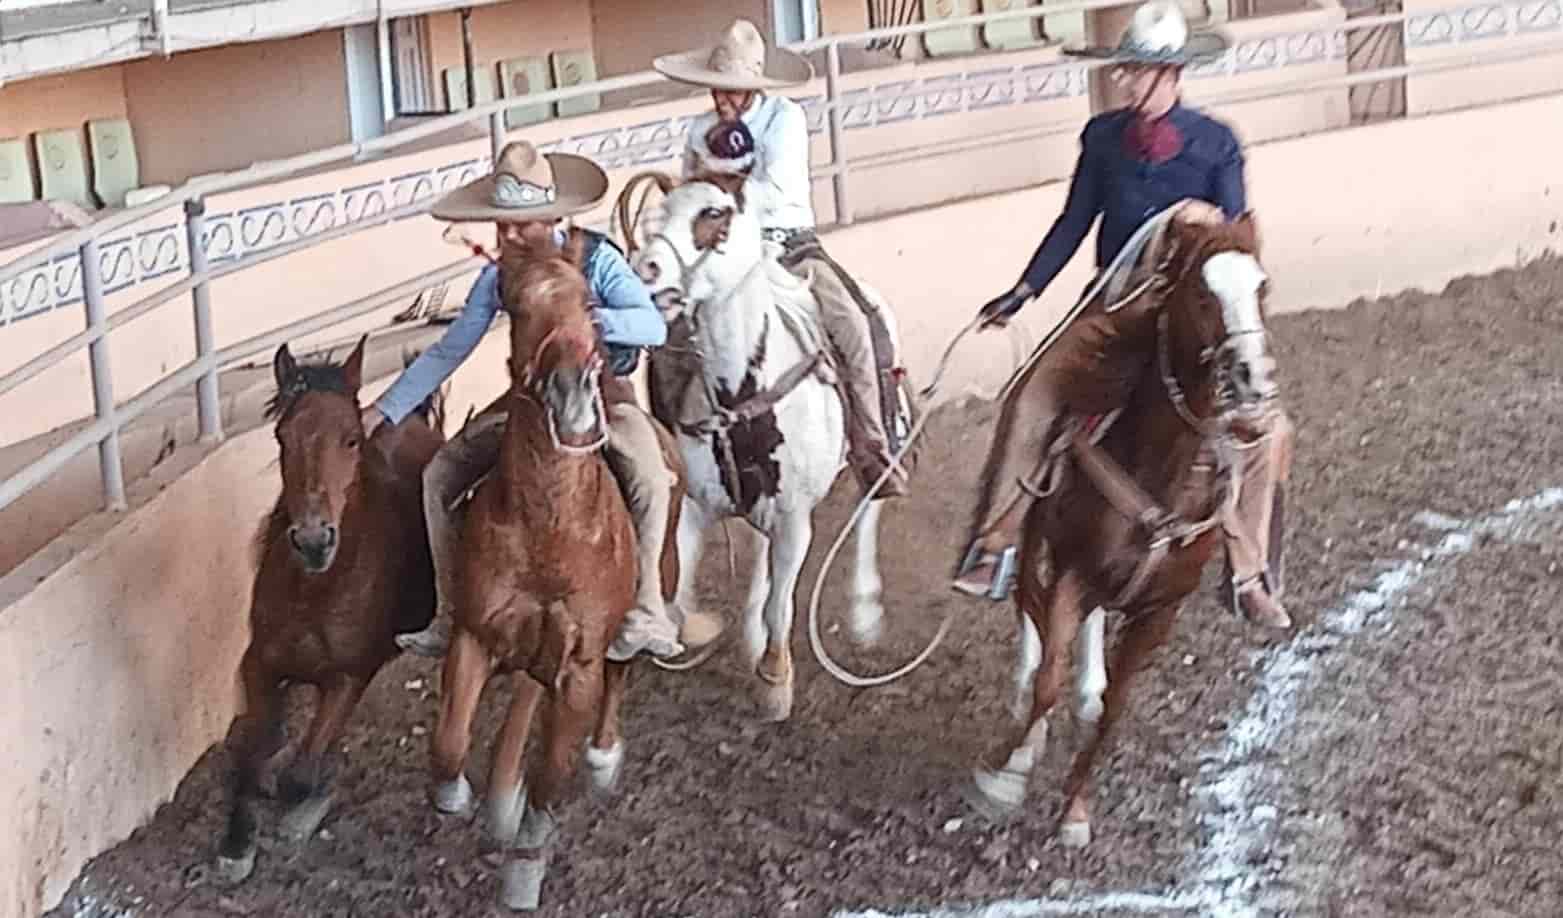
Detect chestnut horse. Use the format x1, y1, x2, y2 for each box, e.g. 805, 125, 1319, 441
215, 338, 444, 883
427, 227, 659, 912
969, 215, 1282, 847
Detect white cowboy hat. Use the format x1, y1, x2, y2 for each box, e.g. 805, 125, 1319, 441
1064, 0, 1229, 66
430, 140, 608, 223
652, 19, 813, 91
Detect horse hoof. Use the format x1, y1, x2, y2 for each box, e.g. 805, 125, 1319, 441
432, 774, 475, 816
1075, 695, 1104, 727
847, 598, 885, 648
483, 785, 526, 849
967, 767, 1026, 822
214, 850, 256, 886
1058, 820, 1092, 849
499, 856, 547, 912
278, 792, 333, 843
757, 682, 794, 723
585, 742, 624, 794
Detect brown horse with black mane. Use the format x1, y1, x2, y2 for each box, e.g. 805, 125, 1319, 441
215, 337, 444, 883
427, 225, 653, 912
968, 214, 1283, 847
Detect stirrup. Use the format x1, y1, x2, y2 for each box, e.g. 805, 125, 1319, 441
955, 543, 1019, 601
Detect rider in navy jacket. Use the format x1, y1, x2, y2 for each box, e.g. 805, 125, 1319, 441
1016, 103, 1247, 298
954, 0, 1294, 631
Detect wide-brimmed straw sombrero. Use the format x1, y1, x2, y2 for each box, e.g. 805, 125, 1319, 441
1064, 1, 1229, 66
430, 140, 608, 223
652, 19, 813, 91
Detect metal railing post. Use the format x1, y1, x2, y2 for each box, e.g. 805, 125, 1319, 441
185, 197, 223, 442
825, 40, 854, 226
79, 239, 127, 511
489, 110, 506, 164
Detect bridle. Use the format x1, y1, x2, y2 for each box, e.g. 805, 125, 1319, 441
515, 323, 608, 455
1152, 247, 1274, 438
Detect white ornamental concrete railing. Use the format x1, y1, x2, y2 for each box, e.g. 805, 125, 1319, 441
0, 0, 1561, 516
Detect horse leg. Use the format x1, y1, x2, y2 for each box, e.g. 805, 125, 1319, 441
216, 648, 285, 884
740, 526, 771, 669
500, 662, 603, 912
756, 511, 812, 723
847, 498, 886, 648
586, 661, 630, 795
1073, 606, 1109, 727
430, 626, 491, 816
671, 497, 725, 648
1009, 613, 1042, 722
970, 568, 1086, 821
1059, 603, 1178, 849
277, 674, 368, 843
482, 673, 544, 854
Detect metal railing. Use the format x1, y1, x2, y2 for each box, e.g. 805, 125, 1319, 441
1, 0, 1561, 518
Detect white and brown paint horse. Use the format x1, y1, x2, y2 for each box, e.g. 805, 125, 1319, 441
626, 175, 900, 722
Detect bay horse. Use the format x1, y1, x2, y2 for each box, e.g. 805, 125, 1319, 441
968, 214, 1281, 847
624, 173, 905, 722
427, 226, 651, 912
215, 337, 444, 883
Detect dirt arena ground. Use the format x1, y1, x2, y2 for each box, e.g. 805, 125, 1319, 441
51, 256, 1563, 917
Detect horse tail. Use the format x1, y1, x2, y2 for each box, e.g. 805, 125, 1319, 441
401, 348, 448, 435
612, 170, 679, 257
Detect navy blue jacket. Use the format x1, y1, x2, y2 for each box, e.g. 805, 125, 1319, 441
1020, 103, 1246, 293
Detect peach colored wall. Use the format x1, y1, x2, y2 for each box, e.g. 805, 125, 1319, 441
1403, 0, 1563, 115
0, 66, 130, 194
121, 31, 352, 187
821, 0, 872, 33
0, 346, 511, 918
426, 0, 596, 103
588, 0, 770, 78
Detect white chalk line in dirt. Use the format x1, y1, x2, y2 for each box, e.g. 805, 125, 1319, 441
837, 487, 1563, 918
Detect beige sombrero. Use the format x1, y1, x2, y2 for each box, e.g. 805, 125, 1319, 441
652, 19, 813, 91
430, 140, 608, 223
1064, 0, 1228, 66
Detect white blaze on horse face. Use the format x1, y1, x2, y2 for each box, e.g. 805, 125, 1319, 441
1201, 251, 1277, 404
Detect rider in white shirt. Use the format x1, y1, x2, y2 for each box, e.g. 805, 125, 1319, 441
656, 20, 912, 499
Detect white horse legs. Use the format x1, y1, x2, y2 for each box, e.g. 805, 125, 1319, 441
671, 497, 713, 639
1010, 614, 1043, 722
1074, 607, 1108, 727
756, 511, 812, 722
846, 498, 886, 647
740, 526, 771, 668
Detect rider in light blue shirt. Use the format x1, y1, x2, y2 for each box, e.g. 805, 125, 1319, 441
373, 230, 664, 426
366, 141, 688, 664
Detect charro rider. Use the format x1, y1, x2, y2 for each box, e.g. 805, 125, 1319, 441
653, 19, 913, 498
365, 140, 689, 662
951, 0, 1294, 628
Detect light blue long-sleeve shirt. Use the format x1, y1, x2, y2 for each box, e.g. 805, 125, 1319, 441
376, 231, 665, 424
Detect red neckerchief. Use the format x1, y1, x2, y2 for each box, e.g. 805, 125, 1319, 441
1123, 71, 1184, 165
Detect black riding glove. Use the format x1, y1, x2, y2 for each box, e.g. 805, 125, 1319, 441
977, 284, 1034, 329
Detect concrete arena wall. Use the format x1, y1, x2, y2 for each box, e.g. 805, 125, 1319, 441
3, 90, 1563, 916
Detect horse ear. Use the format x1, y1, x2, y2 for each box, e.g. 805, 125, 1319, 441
273, 343, 297, 389
342, 334, 368, 391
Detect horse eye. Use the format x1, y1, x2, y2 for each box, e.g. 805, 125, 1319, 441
345, 436, 361, 449
699, 207, 723, 220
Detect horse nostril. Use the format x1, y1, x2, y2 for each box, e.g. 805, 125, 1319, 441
638, 260, 660, 284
